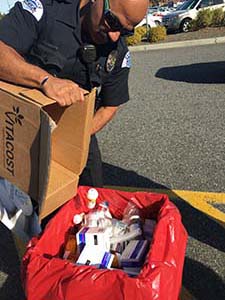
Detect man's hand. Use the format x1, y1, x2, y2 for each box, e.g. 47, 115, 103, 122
41, 76, 86, 106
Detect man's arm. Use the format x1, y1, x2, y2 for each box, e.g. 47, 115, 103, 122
0, 41, 49, 89
0, 41, 85, 106
91, 106, 119, 135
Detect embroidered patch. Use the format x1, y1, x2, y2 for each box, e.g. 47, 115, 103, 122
121, 51, 131, 68
20, 0, 43, 21
105, 50, 118, 72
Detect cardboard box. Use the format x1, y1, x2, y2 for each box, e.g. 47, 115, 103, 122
0, 81, 95, 219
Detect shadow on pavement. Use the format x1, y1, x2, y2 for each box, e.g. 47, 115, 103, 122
155, 61, 225, 84
103, 162, 225, 252
0, 223, 25, 300
183, 257, 225, 300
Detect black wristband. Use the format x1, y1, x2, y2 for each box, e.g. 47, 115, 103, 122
40, 76, 49, 88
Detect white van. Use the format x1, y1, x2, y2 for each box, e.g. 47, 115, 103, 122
162, 0, 225, 32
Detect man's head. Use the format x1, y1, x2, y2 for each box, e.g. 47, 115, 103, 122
82, 0, 149, 44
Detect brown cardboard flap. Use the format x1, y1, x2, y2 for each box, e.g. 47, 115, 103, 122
45, 89, 95, 174
39, 160, 79, 219
0, 81, 56, 106
0, 81, 27, 95
20, 89, 56, 106
38, 111, 52, 204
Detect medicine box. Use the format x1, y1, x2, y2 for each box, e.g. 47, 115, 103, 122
121, 240, 149, 268
76, 245, 114, 269
76, 226, 110, 251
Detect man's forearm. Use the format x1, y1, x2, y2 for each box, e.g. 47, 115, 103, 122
92, 106, 119, 135
0, 41, 86, 106
0, 41, 49, 88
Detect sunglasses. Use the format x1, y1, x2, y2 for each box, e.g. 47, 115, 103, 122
103, 0, 134, 37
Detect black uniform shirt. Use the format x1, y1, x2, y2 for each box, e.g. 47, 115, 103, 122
0, 0, 131, 108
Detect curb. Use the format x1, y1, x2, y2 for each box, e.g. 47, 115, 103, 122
129, 36, 225, 52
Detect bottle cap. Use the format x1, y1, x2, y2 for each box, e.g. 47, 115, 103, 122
87, 188, 99, 201
73, 213, 84, 225
130, 215, 141, 221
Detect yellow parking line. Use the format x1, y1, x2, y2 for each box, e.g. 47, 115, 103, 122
170, 190, 225, 228
105, 186, 225, 226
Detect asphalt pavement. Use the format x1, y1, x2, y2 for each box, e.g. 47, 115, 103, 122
1, 37, 225, 300
100, 41, 225, 193
98, 41, 225, 299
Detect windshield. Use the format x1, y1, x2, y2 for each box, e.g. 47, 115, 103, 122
176, 0, 199, 10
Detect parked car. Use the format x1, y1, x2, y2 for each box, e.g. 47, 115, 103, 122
136, 12, 161, 28
152, 6, 176, 23
162, 0, 225, 32
148, 6, 160, 14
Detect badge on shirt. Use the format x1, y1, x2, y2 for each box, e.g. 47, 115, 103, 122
20, 0, 43, 21
121, 51, 131, 69
105, 50, 118, 72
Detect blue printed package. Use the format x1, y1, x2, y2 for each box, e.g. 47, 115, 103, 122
76, 226, 89, 246
121, 240, 149, 268
76, 245, 114, 269
76, 226, 110, 251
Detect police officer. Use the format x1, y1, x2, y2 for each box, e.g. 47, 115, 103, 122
0, 0, 148, 187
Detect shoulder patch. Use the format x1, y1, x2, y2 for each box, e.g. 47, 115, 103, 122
121, 51, 131, 68
20, 0, 43, 21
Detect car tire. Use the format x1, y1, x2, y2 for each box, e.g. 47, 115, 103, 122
180, 18, 191, 33
155, 20, 161, 26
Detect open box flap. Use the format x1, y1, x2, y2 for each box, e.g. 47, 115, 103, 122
39, 160, 79, 219
20, 89, 56, 106
38, 90, 95, 217
0, 81, 28, 96
37, 111, 52, 205
0, 81, 56, 106
45, 89, 95, 175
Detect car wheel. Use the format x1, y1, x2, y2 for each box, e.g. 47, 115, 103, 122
155, 20, 161, 26
180, 18, 191, 33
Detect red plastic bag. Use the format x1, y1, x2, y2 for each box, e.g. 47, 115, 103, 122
22, 186, 187, 300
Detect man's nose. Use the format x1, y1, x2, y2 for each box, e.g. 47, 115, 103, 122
108, 31, 121, 42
